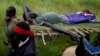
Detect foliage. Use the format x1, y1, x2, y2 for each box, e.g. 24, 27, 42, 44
0, 0, 100, 56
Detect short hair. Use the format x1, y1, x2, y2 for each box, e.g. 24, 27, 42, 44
14, 21, 30, 41
29, 13, 38, 19
6, 6, 16, 17
16, 21, 30, 30
23, 13, 38, 21
82, 9, 91, 14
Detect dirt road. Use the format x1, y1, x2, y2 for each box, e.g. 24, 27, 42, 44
62, 45, 77, 56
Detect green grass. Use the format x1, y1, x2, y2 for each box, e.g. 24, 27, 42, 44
35, 35, 76, 56
0, 0, 100, 56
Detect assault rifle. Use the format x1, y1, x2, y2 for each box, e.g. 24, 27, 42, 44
22, 5, 33, 25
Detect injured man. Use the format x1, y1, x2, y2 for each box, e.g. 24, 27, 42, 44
23, 7, 96, 25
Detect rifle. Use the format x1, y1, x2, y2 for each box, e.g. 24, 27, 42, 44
22, 5, 33, 25
22, 5, 30, 19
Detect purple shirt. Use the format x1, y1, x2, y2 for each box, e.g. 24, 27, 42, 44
64, 13, 96, 24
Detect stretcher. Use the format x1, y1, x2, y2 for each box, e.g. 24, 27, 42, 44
30, 22, 100, 45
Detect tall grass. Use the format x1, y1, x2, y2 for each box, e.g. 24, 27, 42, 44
0, 0, 100, 56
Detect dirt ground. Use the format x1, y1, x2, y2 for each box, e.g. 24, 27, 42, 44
62, 45, 77, 56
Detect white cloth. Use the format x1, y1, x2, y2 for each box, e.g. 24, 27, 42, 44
19, 37, 29, 47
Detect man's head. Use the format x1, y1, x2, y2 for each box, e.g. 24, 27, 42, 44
29, 13, 38, 19
6, 6, 16, 18
23, 12, 38, 21
13, 21, 33, 41
82, 9, 91, 14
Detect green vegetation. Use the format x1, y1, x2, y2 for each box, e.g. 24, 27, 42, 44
0, 0, 100, 56
35, 36, 76, 56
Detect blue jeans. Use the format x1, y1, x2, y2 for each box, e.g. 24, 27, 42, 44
60, 15, 70, 24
